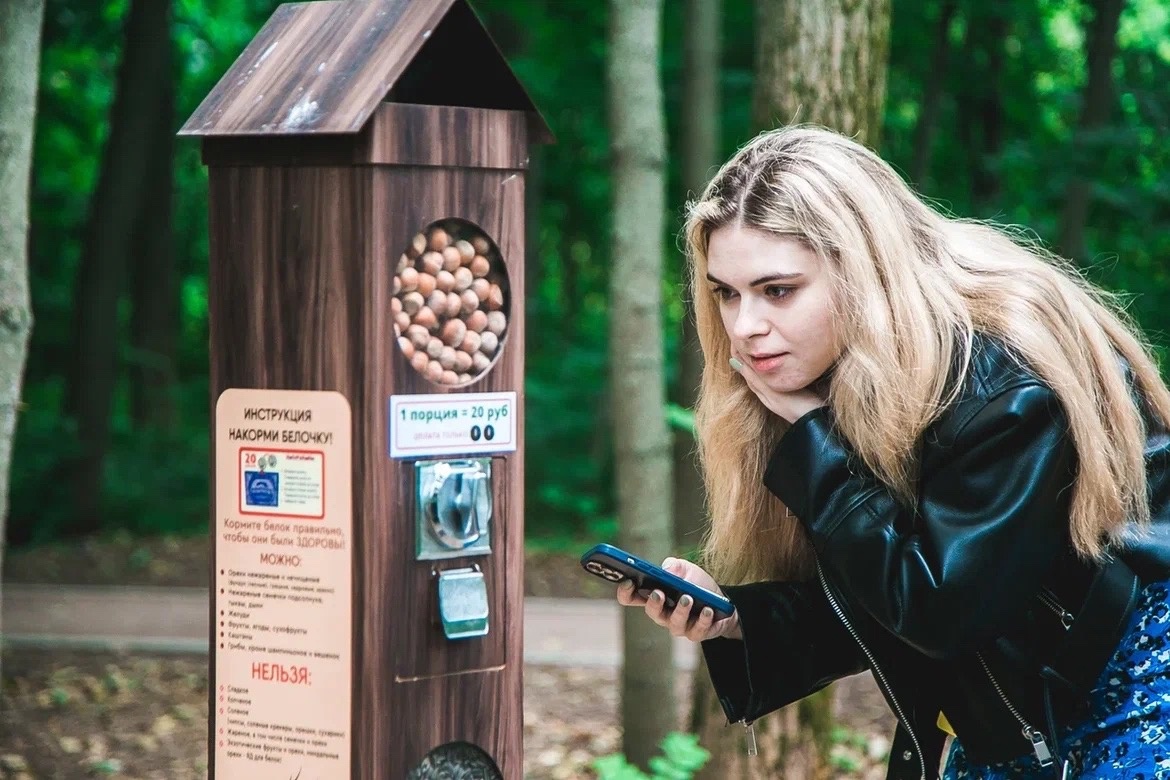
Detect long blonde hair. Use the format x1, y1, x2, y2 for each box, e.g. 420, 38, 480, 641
685, 126, 1170, 585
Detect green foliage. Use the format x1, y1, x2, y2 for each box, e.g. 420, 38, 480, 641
592, 732, 711, 780
11, 0, 1170, 547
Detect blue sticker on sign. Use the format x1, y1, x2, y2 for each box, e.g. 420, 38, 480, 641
244, 471, 279, 507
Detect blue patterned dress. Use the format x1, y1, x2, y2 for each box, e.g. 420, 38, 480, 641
943, 580, 1170, 779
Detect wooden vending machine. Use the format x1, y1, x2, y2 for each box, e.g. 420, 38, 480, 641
179, 1, 551, 777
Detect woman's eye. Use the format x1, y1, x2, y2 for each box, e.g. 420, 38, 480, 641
764, 285, 793, 300
712, 286, 737, 301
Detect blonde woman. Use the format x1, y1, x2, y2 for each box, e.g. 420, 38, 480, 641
617, 126, 1170, 779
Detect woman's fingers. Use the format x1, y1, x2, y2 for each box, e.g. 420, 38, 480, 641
685, 606, 716, 642
616, 580, 645, 606
622, 582, 723, 642
667, 595, 697, 636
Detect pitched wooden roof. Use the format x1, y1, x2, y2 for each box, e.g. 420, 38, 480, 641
179, 0, 551, 141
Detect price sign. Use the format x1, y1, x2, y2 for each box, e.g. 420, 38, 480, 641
388, 392, 517, 458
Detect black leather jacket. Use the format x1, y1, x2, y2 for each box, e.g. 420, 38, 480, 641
702, 335, 1170, 780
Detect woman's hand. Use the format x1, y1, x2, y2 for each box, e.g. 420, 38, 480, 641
616, 557, 742, 642
730, 356, 827, 424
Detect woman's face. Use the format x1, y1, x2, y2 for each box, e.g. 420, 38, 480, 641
705, 225, 840, 393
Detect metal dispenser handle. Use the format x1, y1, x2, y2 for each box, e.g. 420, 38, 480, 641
415, 459, 492, 561
432, 468, 486, 548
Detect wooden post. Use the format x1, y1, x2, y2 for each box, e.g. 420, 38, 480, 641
181, 3, 551, 778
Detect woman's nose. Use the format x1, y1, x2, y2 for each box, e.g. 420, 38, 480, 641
732, 300, 769, 341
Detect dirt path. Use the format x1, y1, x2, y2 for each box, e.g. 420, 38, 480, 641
1, 648, 893, 780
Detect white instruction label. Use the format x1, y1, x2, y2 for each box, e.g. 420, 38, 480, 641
389, 392, 517, 458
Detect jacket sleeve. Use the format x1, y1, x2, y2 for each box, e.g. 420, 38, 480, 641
701, 580, 867, 724
764, 382, 1077, 659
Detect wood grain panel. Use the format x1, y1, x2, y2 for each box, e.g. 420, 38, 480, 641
357, 163, 525, 779
206, 115, 526, 780
179, 0, 551, 142
181, 0, 453, 136
207, 163, 370, 779
366, 103, 529, 169
200, 104, 530, 169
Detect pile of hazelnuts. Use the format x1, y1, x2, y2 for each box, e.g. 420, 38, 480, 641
391, 222, 509, 385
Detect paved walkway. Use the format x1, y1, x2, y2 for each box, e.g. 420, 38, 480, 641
1, 584, 698, 669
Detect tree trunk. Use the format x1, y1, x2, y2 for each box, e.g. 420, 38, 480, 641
674, 0, 720, 551
910, 0, 957, 187
676, 0, 731, 768
972, 13, 1006, 207
751, 0, 891, 148
693, 0, 892, 775
608, 0, 675, 769
63, 0, 172, 533
1058, 0, 1124, 262
0, 0, 46, 679
129, 54, 177, 430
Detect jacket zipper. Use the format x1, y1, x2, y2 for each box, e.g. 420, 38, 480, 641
1037, 590, 1074, 630
975, 652, 1055, 767
816, 561, 926, 780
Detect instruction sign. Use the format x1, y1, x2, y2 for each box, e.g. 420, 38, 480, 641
389, 391, 517, 458
213, 389, 352, 780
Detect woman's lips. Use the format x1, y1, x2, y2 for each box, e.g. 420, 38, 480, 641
749, 353, 785, 372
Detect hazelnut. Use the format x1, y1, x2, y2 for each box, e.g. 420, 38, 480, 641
470, 255, 491, 278
397, 254, 410, 274
439, 346, 458, 370
455, 240, 475, 263
413, 306, 437, 331
429, 228, 450, 252
426, 337, 444, 360
453, 267, 474, 292
485, 311, 507, 335
401, 291, 424, 316
435, 270, 455, 293
458, 373, 472, 384
407, 324, 430, 351
420, 251, 443, 276
398, 336, 415, 359
390, 296, 402, 315
410, 350, 429, 372
460, 289, 479, 316
393, 276, 402, 295
480, 331, 499, 356
441, 370, 460, 385
454, 350, 473, 373
460, 330, 482, 354
470, 278, 491, 300
399, 267, 419, 292
416, 272, 436, 297
441, 319, 467, 348
486, 284, 504, 311
425, 360, 444, 382
426, 290, 448, 316
472, 235, 491, 255
472, 352, 491, 373
410, 233, 427, 258
466, 310, 488, 333
442, 246, 462, 272
394, 311, 411, 334
446, 291, 462, 317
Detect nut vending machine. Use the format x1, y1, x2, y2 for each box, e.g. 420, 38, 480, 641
180, 0, 551, 777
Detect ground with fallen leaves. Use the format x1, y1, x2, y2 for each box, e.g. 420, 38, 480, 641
2, 536, 894, 779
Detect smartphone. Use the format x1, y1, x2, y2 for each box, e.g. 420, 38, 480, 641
580, 543, 735, 620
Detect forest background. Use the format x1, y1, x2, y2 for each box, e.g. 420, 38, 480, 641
6, 0, 1170, 557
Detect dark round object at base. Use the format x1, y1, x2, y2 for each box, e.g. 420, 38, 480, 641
406, 742, 503, 780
